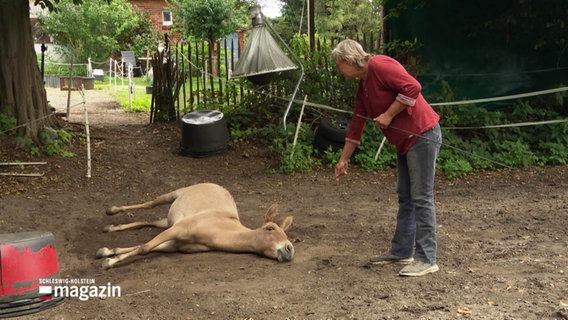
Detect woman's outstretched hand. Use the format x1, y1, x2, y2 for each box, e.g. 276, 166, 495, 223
335, 160, 348, 181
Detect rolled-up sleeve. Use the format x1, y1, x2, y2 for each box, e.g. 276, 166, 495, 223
396, 92, 417, 106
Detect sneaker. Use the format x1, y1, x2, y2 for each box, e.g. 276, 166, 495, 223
369, 252, 414, 265
398, 261, 439, 277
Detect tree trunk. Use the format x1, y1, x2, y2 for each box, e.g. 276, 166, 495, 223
0, 0, 59, 140
208, 39, 219, 77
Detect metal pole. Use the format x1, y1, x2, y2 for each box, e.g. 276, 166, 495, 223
263, 16, 305, 131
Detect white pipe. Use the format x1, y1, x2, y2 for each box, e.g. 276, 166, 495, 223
291, 95, 308, 158
82, 85, 92, 178
374, 137, 387, 161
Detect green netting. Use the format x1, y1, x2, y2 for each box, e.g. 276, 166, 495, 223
385, 0, 568, 102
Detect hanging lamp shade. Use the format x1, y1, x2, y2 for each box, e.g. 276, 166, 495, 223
231, 5, 297, 85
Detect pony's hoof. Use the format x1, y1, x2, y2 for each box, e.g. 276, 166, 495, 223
105, 206, 119, 215
102, 258, 115, 270
96, 247, 111, 258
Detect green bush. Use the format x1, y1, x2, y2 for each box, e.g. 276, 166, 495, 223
438, 158, 473, 180
6, 125, 75, 157
352, 125, 397, 171
269, 123, 321, 174
39, 127, 75, 157
0, 113, 17, 138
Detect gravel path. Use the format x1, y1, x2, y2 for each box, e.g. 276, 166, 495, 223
46, 87, 148, 127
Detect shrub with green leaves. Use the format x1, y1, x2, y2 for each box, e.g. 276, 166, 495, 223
39, 0, 160, 65
38, 127, 75, 157
0, 113, 17, 138
269, 123, 321, 174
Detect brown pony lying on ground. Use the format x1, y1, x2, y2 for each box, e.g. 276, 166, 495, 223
96, 183, 295, 269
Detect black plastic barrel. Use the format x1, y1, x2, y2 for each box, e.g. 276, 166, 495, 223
180, 110, 230, 157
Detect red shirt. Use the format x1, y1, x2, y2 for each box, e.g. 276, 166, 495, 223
346, 55, 440, 154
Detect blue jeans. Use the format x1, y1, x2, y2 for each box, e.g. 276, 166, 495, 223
390, 123, 442, 264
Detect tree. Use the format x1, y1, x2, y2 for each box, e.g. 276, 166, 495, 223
315, 0, 381, 40
40, 0, 159, 66
0, 0, 60, 140
172, 0, 240, 76
272, 0, 304, 41
278, 0, 382, 41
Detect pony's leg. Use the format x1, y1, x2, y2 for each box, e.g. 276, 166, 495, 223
106, 191, 179, 215
99, 227, 179, 269
104, 218, 169, 232
96, 246, 138, 258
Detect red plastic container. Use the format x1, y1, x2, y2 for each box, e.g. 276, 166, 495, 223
0, 232, 64, 318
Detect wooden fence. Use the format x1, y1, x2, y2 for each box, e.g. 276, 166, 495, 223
165, 38, 252, 117
162, 33, 381, 120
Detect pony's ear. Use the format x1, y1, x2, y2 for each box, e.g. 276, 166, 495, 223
264, 204, 279, 222
278, 216, 293, 231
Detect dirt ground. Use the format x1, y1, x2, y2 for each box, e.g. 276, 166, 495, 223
0, 87, 566, 320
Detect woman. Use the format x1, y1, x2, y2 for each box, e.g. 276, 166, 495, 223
331, 39, 442, 277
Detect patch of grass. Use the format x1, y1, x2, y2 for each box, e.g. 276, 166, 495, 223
94, 77, 152, 111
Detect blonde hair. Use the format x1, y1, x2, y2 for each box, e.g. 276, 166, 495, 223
331, 39, 371, 68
